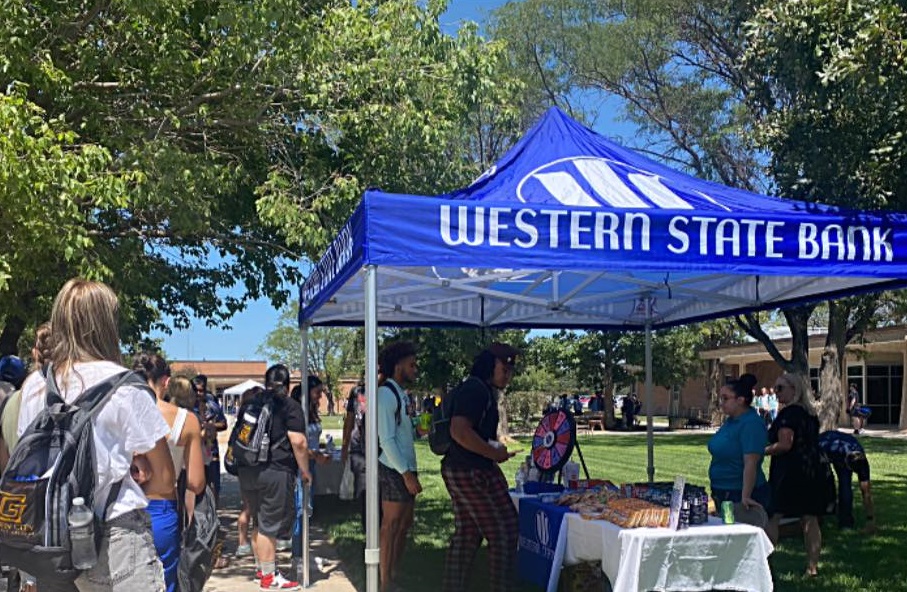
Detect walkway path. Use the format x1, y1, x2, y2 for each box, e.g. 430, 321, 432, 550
204, 472, 357, 592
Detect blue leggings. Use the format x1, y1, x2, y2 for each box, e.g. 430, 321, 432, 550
146, 499, 180, 592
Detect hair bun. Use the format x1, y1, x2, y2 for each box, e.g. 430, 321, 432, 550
738, 373, 758, 392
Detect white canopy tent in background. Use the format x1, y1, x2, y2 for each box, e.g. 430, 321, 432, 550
222, 378, 265, 396
297, 108, 907, 592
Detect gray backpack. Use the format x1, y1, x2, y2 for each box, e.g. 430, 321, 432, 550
0, 366, 146, 580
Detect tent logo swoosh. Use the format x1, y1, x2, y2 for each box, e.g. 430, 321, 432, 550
517, 156, 702, 210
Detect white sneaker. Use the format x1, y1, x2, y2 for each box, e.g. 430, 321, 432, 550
276, 539, 292, 551
259, 571, 300, 591
235, 543, 252, 557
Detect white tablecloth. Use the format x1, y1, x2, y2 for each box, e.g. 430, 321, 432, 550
564, 514, 774, 592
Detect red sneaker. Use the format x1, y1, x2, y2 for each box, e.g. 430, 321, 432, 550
259, 571, 300, 591
255, 570, 263, 580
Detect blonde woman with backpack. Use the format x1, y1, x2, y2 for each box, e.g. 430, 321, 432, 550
17, 279, 172, 592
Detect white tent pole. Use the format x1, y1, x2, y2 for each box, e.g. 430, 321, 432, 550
364, 265, 380, 592
645, 299, 655, 484
300, 327, 311, 587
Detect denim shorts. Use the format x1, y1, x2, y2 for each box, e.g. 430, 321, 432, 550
75, 509, 165, 592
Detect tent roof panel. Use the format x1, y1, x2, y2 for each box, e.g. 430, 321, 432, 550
299, 108, 907, 329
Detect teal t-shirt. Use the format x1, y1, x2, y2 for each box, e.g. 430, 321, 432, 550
708, 407, 767, 491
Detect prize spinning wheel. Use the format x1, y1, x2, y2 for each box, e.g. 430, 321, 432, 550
531, 410, 577, 474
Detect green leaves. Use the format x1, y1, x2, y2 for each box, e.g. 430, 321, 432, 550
743, 0, 907, 209
0, 0, 522, 349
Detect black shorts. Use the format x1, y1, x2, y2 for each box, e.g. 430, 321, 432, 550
379, 462, 415, 503
238, 467, 295, 538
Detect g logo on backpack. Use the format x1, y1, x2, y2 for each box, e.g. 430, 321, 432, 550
0, 492, 27, 524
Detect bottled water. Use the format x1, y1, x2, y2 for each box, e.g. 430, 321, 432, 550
527, 465, 540, 483
514, 464, 526, 493
68, 497, 97, 570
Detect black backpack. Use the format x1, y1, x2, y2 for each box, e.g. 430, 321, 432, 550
0, 366, 146, 579
429, 377, 491, 456
177, 484, 219, 592
349, 383, 403, 457
226, 391, 285, 471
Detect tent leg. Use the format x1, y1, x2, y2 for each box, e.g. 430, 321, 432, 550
299, 327, 311, 587
364, 266, 380, 592
645, 318, 655, 484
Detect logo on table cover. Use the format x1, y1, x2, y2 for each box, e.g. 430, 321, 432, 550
535, 510, 550, 546
517, 156, 726, 211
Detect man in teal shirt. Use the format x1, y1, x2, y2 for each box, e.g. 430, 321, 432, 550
377, 341, 421, 592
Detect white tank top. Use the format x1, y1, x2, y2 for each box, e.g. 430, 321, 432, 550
167, 407, 189, 476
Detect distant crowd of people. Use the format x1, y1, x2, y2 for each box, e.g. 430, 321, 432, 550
542, 391, 641, 429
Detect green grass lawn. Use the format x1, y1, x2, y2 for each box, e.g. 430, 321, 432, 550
320, 414, 345, 430
316, 434, 907, 591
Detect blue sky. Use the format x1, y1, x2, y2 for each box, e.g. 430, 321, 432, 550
155, 0, 625, 362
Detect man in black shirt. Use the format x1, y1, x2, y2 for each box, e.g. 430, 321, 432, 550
238, 364, 311, 591
441, 342, 520, 592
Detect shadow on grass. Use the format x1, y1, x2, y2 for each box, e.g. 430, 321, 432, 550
318, 494, 541, 592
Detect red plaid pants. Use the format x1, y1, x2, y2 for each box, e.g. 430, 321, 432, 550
441, 463, 519, 592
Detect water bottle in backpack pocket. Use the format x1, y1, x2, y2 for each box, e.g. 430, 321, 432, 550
68, 497, 97, 570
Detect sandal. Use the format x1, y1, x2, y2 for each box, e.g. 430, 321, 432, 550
214, 555, 231, 569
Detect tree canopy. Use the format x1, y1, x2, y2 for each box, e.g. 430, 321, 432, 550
0, 0, 520, 353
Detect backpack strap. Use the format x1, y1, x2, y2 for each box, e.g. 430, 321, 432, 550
44, 365, 138, 414
469, 377, 494, 429
44, 366, 138, 521
384, 381, 404, 426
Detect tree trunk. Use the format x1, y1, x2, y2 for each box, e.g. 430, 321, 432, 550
601, 371, 617, 429
0, 316, 26, 356
498, 394, 511, 440
736, 305, 812, 375
708, 359, 723, 427
815, 300, 850, 431
817, 347, 843, 431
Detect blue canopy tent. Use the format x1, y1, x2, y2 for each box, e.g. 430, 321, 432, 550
297, 107, 907, 591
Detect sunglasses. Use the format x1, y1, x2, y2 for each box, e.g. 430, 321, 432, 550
774, 384, 787, 392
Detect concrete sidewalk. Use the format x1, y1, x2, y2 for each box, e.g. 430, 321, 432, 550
204, 473, 357, 592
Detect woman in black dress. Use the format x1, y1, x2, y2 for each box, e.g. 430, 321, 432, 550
764, 372, 825, 576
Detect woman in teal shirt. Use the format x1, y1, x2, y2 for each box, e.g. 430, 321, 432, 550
708, 373, 770, 509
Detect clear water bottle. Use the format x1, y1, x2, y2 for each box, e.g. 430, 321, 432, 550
257, 431, 271, 464
678, 499, 691, 530
527, 464, 540, 484
68, 497, 97, 570
514, 464, 526, 493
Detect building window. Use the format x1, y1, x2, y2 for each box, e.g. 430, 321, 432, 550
866, 365, 903, 424
809, 368, 819, 397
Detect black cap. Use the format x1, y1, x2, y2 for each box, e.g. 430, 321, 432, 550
486, 342, 520, 367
